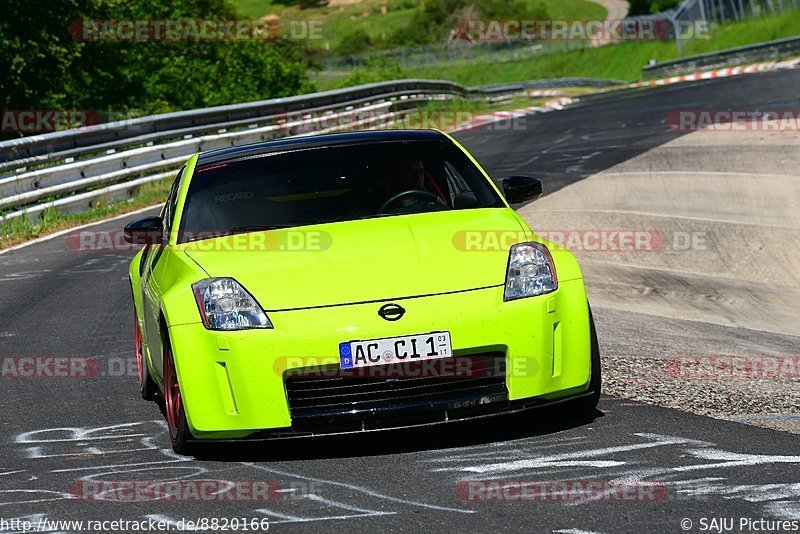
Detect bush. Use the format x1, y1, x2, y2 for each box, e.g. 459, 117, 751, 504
336, 29, 374, 56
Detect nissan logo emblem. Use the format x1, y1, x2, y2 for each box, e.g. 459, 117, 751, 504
378, 303, 405, 321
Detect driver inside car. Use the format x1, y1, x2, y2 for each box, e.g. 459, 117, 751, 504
381, 160, 449, 214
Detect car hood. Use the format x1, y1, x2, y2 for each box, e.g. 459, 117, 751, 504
182, 208, 528, 311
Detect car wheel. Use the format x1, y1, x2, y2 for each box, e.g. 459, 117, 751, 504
585, 305, 602, 409
134, 310, 157, 401
565, 304, 602, 415
162, 333, 195, 455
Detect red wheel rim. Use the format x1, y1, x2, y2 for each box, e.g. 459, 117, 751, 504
164, 343, 182, 439
134, 313, 144, 386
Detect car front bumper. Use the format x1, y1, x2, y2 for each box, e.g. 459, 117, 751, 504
168, 278, 592, 439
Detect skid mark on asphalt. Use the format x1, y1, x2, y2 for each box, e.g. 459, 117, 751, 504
4, 419, 477, 526
421, 436, 588, 464
256, 494, 396, 524
1, 421, 201, 527
673, 449, 800, 472
4, 415, 800, 528
430, 433, 705, 475
244, 462, 474, 521
0, 489, 72, 508
0, 270, 52, 282
764, 501, 800, 521
60, 256, 130, 275
420, 427, 800, 518
14, 421, 172, 459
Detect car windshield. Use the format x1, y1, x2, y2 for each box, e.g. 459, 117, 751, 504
178, 140, 504, 243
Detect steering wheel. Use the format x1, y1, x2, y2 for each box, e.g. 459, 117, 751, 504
378, 189, 444, 214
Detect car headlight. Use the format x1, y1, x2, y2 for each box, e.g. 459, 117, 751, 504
192, 278, 272, 330
503, 242, 557, 301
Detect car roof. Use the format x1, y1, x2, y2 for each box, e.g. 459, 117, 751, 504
196, 130, 450, 168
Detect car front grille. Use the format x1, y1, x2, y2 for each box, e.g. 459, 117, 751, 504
284, 352, 508, 432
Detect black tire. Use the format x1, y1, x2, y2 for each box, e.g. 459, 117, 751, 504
162, 332, 196, 456
567, 304, 602, 415
170, 403, 195, 456
140, 355, 158, 401
134, 309, 157, 401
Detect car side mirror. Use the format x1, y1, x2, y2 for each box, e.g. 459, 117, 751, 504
124, 217, 164, 245
502, 176, 543, 204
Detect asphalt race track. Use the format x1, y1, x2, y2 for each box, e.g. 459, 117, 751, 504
1, 70, 799, 533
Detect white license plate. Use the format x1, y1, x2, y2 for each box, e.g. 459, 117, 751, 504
339, 332, 452, 369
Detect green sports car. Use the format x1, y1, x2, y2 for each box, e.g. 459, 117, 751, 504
125, 130, 600, 454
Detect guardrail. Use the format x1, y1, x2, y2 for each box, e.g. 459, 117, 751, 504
0, 80, 465, 170
643, 35, 800, 78
0, 77, 608, 224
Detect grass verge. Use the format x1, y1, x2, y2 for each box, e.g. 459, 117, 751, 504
0, 180, 172, 250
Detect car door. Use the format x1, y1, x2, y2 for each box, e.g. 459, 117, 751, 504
141, 167, 184, 379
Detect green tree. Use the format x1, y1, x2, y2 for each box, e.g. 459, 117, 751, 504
0, 0, 314, 136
